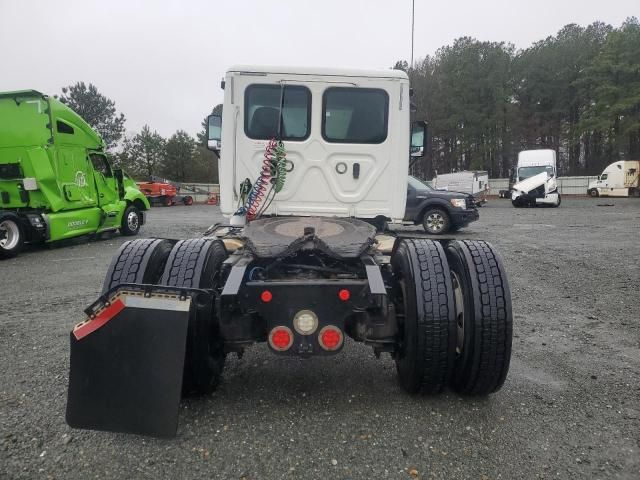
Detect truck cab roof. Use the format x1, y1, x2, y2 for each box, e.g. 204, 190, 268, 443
0, 89, 104, 150
518, 149, 556, 167
226, 65, 409, 80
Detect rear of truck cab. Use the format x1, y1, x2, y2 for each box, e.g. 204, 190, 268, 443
218, 66, 410, 223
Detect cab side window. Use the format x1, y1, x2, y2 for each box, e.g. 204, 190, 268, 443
90, 154, 112, 177
322, 88, 389, 144
244, 85, 311, 141
600, 173, 608, 181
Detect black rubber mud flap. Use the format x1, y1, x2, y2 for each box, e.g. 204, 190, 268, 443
66, 291, 192, 438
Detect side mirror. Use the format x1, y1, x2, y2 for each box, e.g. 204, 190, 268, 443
410, 121, 428, 158
207, 114, 222, 152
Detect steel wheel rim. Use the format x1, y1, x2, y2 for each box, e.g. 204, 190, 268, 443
0, 220, 19, 249
451, 270, 465, 355
426, 213, 445, 232
127, 211, 139, 231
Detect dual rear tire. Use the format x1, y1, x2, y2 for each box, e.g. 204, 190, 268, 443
392, 239, 512, 396
102, 237, 228, 396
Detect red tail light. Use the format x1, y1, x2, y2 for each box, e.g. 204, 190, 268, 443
318, 326, 343, 351
338, 289, 350, 301
261, 290, 273, 303
269, 326, 293, 351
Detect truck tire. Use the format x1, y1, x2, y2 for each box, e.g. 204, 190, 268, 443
164, 196, 173, 207
120, 205, 142, 236
445, 240, 512, 395
182, 196, 194, 206
391, 239, 456, 394
589, 188, 599, 198
422, 208, 451, 235
161, 238, 228, 395
102, 238, 175, 293
0, 212, 24, 259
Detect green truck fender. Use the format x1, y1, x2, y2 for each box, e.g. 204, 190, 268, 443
124, 185, 150, 211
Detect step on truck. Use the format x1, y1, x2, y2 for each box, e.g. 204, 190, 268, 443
0, 90, 150, 258
511, 149, 561, 207
66, 66, 513, 438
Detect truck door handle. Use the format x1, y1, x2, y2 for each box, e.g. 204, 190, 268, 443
353, 163, 360, 179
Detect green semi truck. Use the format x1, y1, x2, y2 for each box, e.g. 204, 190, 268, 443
0, 90, 149, 259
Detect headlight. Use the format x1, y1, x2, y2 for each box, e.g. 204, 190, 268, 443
450, 198, 466, 208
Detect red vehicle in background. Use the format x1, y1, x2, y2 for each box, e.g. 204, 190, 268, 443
136, 181, 193, 207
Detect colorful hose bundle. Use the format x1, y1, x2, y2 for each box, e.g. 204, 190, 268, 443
243, 139, 287, 220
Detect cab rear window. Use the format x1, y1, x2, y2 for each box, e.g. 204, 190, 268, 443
322, 88, 388, 144
244, 85, 310, 141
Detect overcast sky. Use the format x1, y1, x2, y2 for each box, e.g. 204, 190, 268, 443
1, 0, 636, 138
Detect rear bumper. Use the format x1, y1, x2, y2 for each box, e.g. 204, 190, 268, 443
535, 192, 559, 205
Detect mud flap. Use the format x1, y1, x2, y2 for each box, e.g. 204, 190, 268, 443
66, 289, 197, 438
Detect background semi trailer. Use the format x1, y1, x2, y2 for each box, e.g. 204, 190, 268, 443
66, 66, 513, 438
587, 160, 640, 197
0, 90, 150, 259
511, 149, 561, 207
433, 170, 490, 206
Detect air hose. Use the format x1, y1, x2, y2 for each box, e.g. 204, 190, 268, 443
242, 138, 287, 220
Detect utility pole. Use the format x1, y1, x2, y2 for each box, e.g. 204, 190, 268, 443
411, 0, 415, 70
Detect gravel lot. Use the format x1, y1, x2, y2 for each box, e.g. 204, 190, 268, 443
1, 198, 639, 479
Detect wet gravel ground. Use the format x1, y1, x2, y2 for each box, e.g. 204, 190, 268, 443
1, 198, 639, 479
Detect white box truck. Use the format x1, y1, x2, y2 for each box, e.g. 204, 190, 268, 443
587, 160, 640, 197
434, 170, 490, 206
511, 149, 560, 207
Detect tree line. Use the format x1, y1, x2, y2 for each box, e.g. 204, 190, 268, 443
58, 82, 220, 183
397, 17, 640, 178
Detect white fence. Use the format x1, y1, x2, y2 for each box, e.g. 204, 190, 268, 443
181, 176, 598, 203
486, 176, 597, 195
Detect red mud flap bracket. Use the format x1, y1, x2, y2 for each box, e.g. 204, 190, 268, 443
66, 287, 201, 438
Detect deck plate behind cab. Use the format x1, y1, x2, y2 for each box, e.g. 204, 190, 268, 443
66, 294, 190, 438
242, 217, 376, 258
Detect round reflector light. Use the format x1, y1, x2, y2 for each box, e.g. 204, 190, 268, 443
338, 289, 350, 301
319, 326, 343, 351
293, 310, 318, 335
269, 326, 293, 351
261, 290, 273, 303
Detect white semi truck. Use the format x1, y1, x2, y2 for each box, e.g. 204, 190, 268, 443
66, 66, 513, 437
511, 149, 561, 207
587, 160, 640, 197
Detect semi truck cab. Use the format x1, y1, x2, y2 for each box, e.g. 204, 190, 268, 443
588, 160, 640, 197
0, 90, 149, 258
511, 149, 561, 207
66, 66, 513, 438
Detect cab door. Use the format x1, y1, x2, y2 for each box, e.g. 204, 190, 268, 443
89, 153, 121, 227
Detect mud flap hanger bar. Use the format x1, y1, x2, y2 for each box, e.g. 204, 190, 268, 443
83, 283, 209, 318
